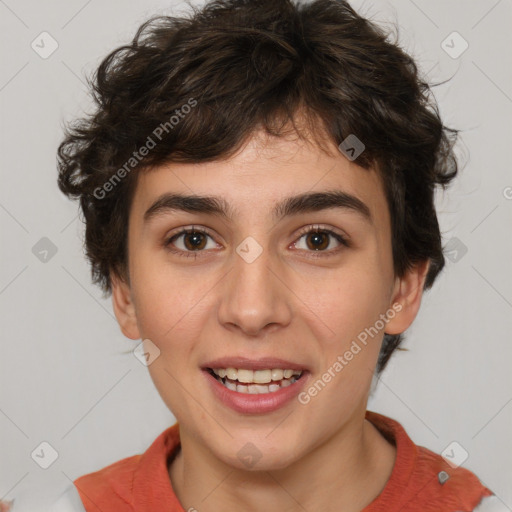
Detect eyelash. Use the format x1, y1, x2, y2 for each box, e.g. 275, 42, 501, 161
164, 224, 350, 259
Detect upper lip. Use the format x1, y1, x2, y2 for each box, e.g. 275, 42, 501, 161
201, 356, 309, 372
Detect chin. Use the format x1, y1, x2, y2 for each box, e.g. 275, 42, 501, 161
212, 436, 302, 472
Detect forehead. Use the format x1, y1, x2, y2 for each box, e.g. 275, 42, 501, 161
130, 129, 388, 227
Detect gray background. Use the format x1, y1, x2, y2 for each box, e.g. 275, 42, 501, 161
1, 0, 511, 510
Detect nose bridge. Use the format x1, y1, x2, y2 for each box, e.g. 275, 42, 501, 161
217, 236, 292, 335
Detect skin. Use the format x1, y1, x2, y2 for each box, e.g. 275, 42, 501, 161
112, 127, 429, 512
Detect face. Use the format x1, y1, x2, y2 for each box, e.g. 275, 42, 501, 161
112, 129, 426, 471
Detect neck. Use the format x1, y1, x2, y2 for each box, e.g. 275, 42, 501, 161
169, 413, 396, 512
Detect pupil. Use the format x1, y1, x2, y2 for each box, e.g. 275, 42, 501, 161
308, 232, 327, 250
185, 232, 205, 250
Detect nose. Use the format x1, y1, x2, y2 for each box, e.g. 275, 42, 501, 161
217, 241, 293, 337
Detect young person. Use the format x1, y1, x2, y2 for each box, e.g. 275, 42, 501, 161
39, 0, 503, 510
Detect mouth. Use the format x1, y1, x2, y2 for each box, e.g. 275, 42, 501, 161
206, 367, 305, 394
201, 358, 310, 414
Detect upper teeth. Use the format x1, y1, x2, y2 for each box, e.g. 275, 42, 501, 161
212, 368, 302, 384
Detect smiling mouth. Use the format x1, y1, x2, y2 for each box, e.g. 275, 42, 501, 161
207, 367, 304, 394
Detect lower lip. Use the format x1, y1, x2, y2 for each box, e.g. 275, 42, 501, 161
203, 370, 309, 414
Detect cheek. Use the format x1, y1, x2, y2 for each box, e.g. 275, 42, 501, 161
299, 261, 392, 344
131, 260, 217, 349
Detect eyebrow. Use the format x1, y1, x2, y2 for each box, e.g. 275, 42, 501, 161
143, 190, 372, 225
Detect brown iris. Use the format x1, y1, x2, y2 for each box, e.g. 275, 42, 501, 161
183, 231, 207, 250
305, 231, 329, 251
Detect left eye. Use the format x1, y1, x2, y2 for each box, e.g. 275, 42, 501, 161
293, 228, 347, 252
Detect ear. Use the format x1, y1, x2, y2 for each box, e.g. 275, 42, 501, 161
111, 272, 140, 340
385, 259, 430, 335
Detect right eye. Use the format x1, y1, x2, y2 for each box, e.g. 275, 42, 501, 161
164, 227, 220, 257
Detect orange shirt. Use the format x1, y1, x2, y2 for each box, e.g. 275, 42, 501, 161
73, 411, 492, 511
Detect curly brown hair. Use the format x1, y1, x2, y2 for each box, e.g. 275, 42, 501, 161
57, 0, 458, 373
